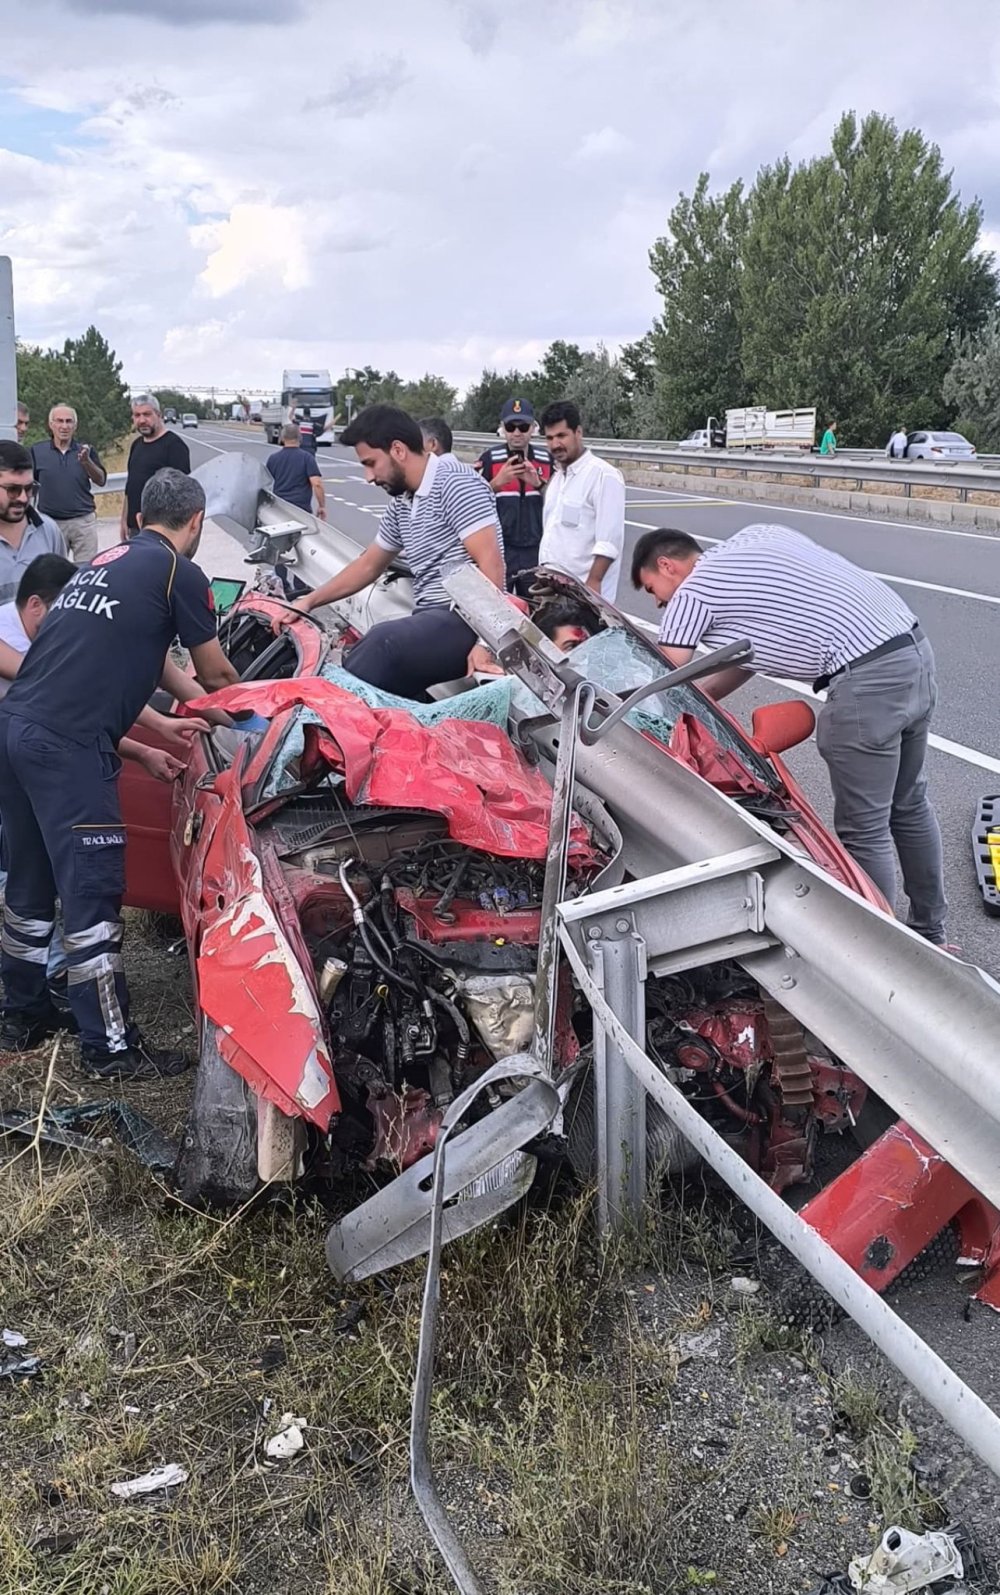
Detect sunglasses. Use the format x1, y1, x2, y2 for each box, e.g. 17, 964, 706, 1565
0, 483, 35, 499
504, 422, 531, 434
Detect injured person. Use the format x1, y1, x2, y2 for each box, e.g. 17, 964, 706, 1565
286, 405, 505, 699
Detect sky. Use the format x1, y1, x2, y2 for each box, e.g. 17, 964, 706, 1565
3, 0, 1000, 398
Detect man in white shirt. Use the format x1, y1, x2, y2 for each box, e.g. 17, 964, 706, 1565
886, 426, 908, 460
538, 401, 625, 601
0, 552, 76, 700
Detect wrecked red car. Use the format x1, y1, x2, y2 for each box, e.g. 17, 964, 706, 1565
113, 574, 911, 1280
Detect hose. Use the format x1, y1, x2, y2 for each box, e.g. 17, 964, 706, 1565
338, 858, 421, 997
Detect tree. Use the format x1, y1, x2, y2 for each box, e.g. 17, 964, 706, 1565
527, 340, 584, 410
943, 312, 1000, 449
399, 373, 458, 419
61, 326, 132, 452
570, 345, 629, 436
740, 112, 997, 443
457, 367, 530, 431
647, 174, 748, 437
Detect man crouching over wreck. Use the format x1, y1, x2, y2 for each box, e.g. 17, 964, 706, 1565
289, 405, 505, 697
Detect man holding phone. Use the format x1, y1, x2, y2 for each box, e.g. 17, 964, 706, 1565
476, 398, 552, 594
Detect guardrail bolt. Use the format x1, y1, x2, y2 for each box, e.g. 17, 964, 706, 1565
587, 926, 602, 941
794, 882, 810, 897
614, 917, 631, 933
780, 974, 797, 990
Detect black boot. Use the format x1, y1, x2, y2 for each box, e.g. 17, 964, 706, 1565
80, 1036, 192, 1082
0, 1003, 77, 1053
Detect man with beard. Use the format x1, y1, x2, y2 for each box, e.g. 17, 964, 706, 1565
289, 405, 504, 697
121, 394, 191, 538
539, 400, 625, 601
0, 440, 66, 607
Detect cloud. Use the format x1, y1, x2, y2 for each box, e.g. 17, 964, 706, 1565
5, 0, 1000, 395
576, 126, 634, 161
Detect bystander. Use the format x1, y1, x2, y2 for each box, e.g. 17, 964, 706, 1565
478, 398, 553, 594
31, 405, 107, 563
0, 441, 67, 606
266, 425, 326, 519
15, 403, 28, 441
539, 401, 625, 601
122, 395, 191, 537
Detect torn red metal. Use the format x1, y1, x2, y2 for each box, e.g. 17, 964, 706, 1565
189, 677, 595, 861
195, 766, 339, 1129
801, 1121, 1000, 1308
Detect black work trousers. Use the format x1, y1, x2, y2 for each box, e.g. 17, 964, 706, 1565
342, 606, 476, 699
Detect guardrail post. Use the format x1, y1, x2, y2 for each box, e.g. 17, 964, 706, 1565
589, 919, 647, 1233
0, 258, 16, 444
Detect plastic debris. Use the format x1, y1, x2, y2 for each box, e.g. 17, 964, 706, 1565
110, 1464, 188, 1499
678, 1327, 723, 1363
2, 1328, 27, 1348
847, 1524, 964, 1592
265, 1412, 306, 1460
0, 1100, 177, 1172
730, 1276, 762, 1295
0, 1352, 41, 1381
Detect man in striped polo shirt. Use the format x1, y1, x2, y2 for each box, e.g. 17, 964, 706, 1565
631, 523, 948, 945
291, 405, 504, 697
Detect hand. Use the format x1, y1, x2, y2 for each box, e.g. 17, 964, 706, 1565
271, 595, 311, 636
142, 747, 186, 783
77, 443, 91, 462
519, 460, 541, 490
159, 715, 212, 749
317, 506, 327, 521
467, 643, 503, 677
492, 458, 522, 490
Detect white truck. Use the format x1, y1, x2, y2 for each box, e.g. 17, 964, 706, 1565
724, 406, 816, 451
260, 369, 335, 447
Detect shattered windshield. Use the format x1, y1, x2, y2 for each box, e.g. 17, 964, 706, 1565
560, 629, 780, 792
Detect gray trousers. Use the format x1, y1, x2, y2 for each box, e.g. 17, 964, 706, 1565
815, 633, 947, 943
55, 512, 99, 564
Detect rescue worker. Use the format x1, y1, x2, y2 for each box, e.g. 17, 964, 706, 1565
631, 523, 950, 947
0, 467, 240, 1073
476, 398, 552, 594
290, 405, 504, 697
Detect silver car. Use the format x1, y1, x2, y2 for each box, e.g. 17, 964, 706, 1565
905, 429, 976, 461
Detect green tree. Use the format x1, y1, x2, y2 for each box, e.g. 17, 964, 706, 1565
647, 174, 748, 437
943, 312, 1000, 449
570, 345, 629, 436
399, 373, 458, 419
527, 340, 584, 410
457, 367, 529, 431
740, 111, 997, 444
61, 326, 132, 452
15, 343, 76, 445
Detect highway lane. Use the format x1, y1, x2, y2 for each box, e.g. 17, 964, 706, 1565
187, 426, 1000, 975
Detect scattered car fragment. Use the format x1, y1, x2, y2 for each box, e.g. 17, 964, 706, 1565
109, 1463, 189, 1499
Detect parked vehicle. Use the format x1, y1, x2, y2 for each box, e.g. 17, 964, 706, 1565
261, 370, 335, 446
182, 413, 199, 429
725, 406, 816, 451
676, 418, 725, 451
904, 430, 976, 462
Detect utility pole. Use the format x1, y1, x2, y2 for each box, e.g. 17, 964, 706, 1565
0, 258, 17, 442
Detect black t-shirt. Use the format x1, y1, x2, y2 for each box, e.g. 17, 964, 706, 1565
266, 446, 319, 511
2, 530, 217, 746
125, 431, 192, 529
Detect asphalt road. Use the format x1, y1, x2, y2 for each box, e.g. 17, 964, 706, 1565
186, 422, 1000, 980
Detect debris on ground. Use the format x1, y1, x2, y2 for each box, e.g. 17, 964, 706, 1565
0, 1099, 178, 1171
2, 1328, 27, 1347
265, 1413, 306, 1460
730, 1276, 762, 1296
0, 1350, 41, 1381
678, 1326, 723, 1363
846, 1523, 969, 1592
110, 1463, 189, 1499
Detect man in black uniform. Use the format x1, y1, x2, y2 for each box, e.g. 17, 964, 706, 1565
0, 467, 240, 1077
476, 398, 552, 594
120, 395, 191, 538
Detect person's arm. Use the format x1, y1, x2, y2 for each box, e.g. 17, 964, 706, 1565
585, 468, 626, 593
188, 637, 240, 693
487, 456, 521, 493
0, 639, 24, 680
159, 656, 233, 727
135, 703, 212, 747
462, 524, 505, 590
658, 643, 750, 701
309, 472, 326, 520
119, 737, 185, 782
77, 444, 107, 487
291, 540, 397, 617
175, 435, 192, 473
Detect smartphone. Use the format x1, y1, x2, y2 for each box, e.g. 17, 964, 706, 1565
209, 577, 247, 615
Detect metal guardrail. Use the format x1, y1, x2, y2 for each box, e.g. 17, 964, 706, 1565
451, 430, 1000, 468
93, 472, 125, 496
